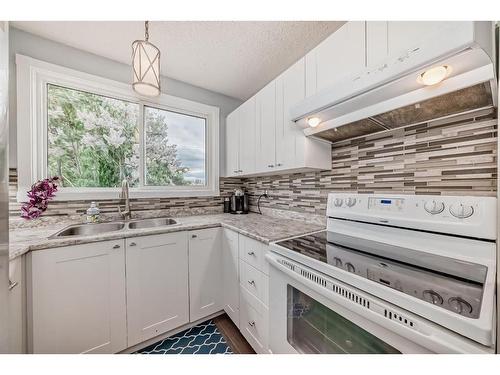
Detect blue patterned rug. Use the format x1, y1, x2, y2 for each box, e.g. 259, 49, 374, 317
136, 320, 233, 354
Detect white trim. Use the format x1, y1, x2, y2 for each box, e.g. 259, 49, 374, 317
16, 54, 220, 201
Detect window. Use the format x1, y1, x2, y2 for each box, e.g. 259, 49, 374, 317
144, 106, 206, 186
16, 55, 219, 201
47, 84, 140, 188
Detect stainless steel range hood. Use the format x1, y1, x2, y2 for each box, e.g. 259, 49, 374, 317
293, 38, 497, 143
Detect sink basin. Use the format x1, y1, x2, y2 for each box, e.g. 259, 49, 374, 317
128, 218, 178, 229
50, 222, 126, 238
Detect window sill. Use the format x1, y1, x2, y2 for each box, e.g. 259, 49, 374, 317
17, 188, 221, 202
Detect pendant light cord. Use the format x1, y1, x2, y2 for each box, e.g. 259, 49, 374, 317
145, 21, 149, 41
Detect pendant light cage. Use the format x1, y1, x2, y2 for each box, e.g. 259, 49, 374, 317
132, 21, 161, 96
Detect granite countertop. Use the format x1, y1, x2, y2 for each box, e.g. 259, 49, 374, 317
8, 213, 325, 260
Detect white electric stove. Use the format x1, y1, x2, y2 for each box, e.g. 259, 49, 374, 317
267, 193, 497, 354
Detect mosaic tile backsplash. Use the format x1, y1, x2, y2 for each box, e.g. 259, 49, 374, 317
9, 109, 497, 219
244, 110, 497, 216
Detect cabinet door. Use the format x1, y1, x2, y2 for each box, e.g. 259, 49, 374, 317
222, 229, 240, 327
188, 228, 222, 322
29, 240, 127, 354
276, 58, 305, 170
256, 81, 276, 172
366, 21, 388, 68
225, 110, 240, 176
315, 21, 366, 93
125, 232, 189, 347
239, 97, 256, 175
8, 256, 24, 353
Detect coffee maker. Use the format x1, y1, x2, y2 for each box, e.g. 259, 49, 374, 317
230, 188, 249, 214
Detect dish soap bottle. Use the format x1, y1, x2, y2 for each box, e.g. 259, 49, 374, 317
86, 202, 100, 223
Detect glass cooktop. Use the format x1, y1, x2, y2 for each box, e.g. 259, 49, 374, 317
276, 231, 487, 318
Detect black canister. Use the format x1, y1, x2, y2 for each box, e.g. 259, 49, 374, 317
223, 197, 231, 213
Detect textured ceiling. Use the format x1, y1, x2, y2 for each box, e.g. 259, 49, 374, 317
12, 21, 344, 100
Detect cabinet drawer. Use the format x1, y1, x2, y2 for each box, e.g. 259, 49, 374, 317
239, 287, 269, 354
240, 260, 268, 306
239, 235, 264, 271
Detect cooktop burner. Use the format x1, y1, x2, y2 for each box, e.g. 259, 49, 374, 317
276, 231, 486, 318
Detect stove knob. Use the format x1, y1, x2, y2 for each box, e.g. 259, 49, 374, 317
334, 257, 343, 267
424, 200, 444, 215
345, 197, 357, 207
334, 198, 343, 207
448, 297, 473, 315
345, 262, 355, 273
422, 290, 443, 305
449, 203, 474, 219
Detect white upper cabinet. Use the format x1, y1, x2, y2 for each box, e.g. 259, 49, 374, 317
239, 97, 257, 175
256, 80, 277, 172
366, 21, 388, 69
28, 240, 127, 354
306, 21, 366, 96
225, 110, 240, 177
275, 58, 305, 170
188, 228, 223, 322
125, 232, 189, 347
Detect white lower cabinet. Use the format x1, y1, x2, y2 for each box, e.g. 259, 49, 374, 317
28, 240, 127, 354
27, 227, 272, 354
188, 228, 223, 322
125, 232, 189, 347
222, 228, 240, 328
8, 256, 25, 353
240, 286, 269, 354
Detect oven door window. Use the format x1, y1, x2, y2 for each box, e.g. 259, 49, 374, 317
287, 286, 400, 354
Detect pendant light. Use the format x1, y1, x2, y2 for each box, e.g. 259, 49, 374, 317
132, 21, 161, 96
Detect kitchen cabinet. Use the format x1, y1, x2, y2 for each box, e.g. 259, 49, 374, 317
256, 81, 277, 172
188, 228, 223, 322
275, 59, 304, 170
226, 98, 257, 177
8, 256, 25, 353
239, 97, 257, 175
222, 228, 240, 327
125, 232, 189, 347
28, 240, 127, 354
305, 21, 366, 96
238, 235, 270, 353
366, 21, 388, 69
225, 110, 240, 177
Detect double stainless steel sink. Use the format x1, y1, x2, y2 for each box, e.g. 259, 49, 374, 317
50, 217, 178, 238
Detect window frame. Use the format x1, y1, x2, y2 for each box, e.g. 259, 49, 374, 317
16, 54, 220, 201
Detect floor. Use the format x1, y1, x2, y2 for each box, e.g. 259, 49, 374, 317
136, 314, 255, 354
213, 314, 255, 354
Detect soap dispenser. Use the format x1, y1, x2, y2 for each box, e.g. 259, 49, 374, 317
86, 202, 100, 223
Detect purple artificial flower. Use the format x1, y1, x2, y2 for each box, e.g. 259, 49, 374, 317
20, 176, 60, 220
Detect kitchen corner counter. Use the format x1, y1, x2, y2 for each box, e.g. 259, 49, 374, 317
8, 213, 325, 260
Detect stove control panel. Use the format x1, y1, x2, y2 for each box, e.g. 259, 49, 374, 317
327, 193, 497, 240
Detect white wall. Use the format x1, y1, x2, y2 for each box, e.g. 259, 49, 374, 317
8, 27, 242, 173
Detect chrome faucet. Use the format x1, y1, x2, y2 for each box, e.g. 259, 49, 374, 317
118, 179, 132, 220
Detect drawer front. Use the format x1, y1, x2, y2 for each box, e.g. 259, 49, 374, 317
240, 260, 268, 305
239, 235, 264, 271
239, 287, 269, 354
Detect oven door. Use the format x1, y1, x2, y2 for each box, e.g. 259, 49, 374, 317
267, 252, 494, 354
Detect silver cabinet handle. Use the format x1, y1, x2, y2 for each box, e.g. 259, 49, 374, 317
8, 280, 18, 291
248, 321, 256, 327
113, 244, 121, 249
276, 163, 283, 167
247, 251, 255, 256
267, 164, 274, 168
248, 280, 255, 286
191, 234, 197, 238
129, 242, 137, 247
